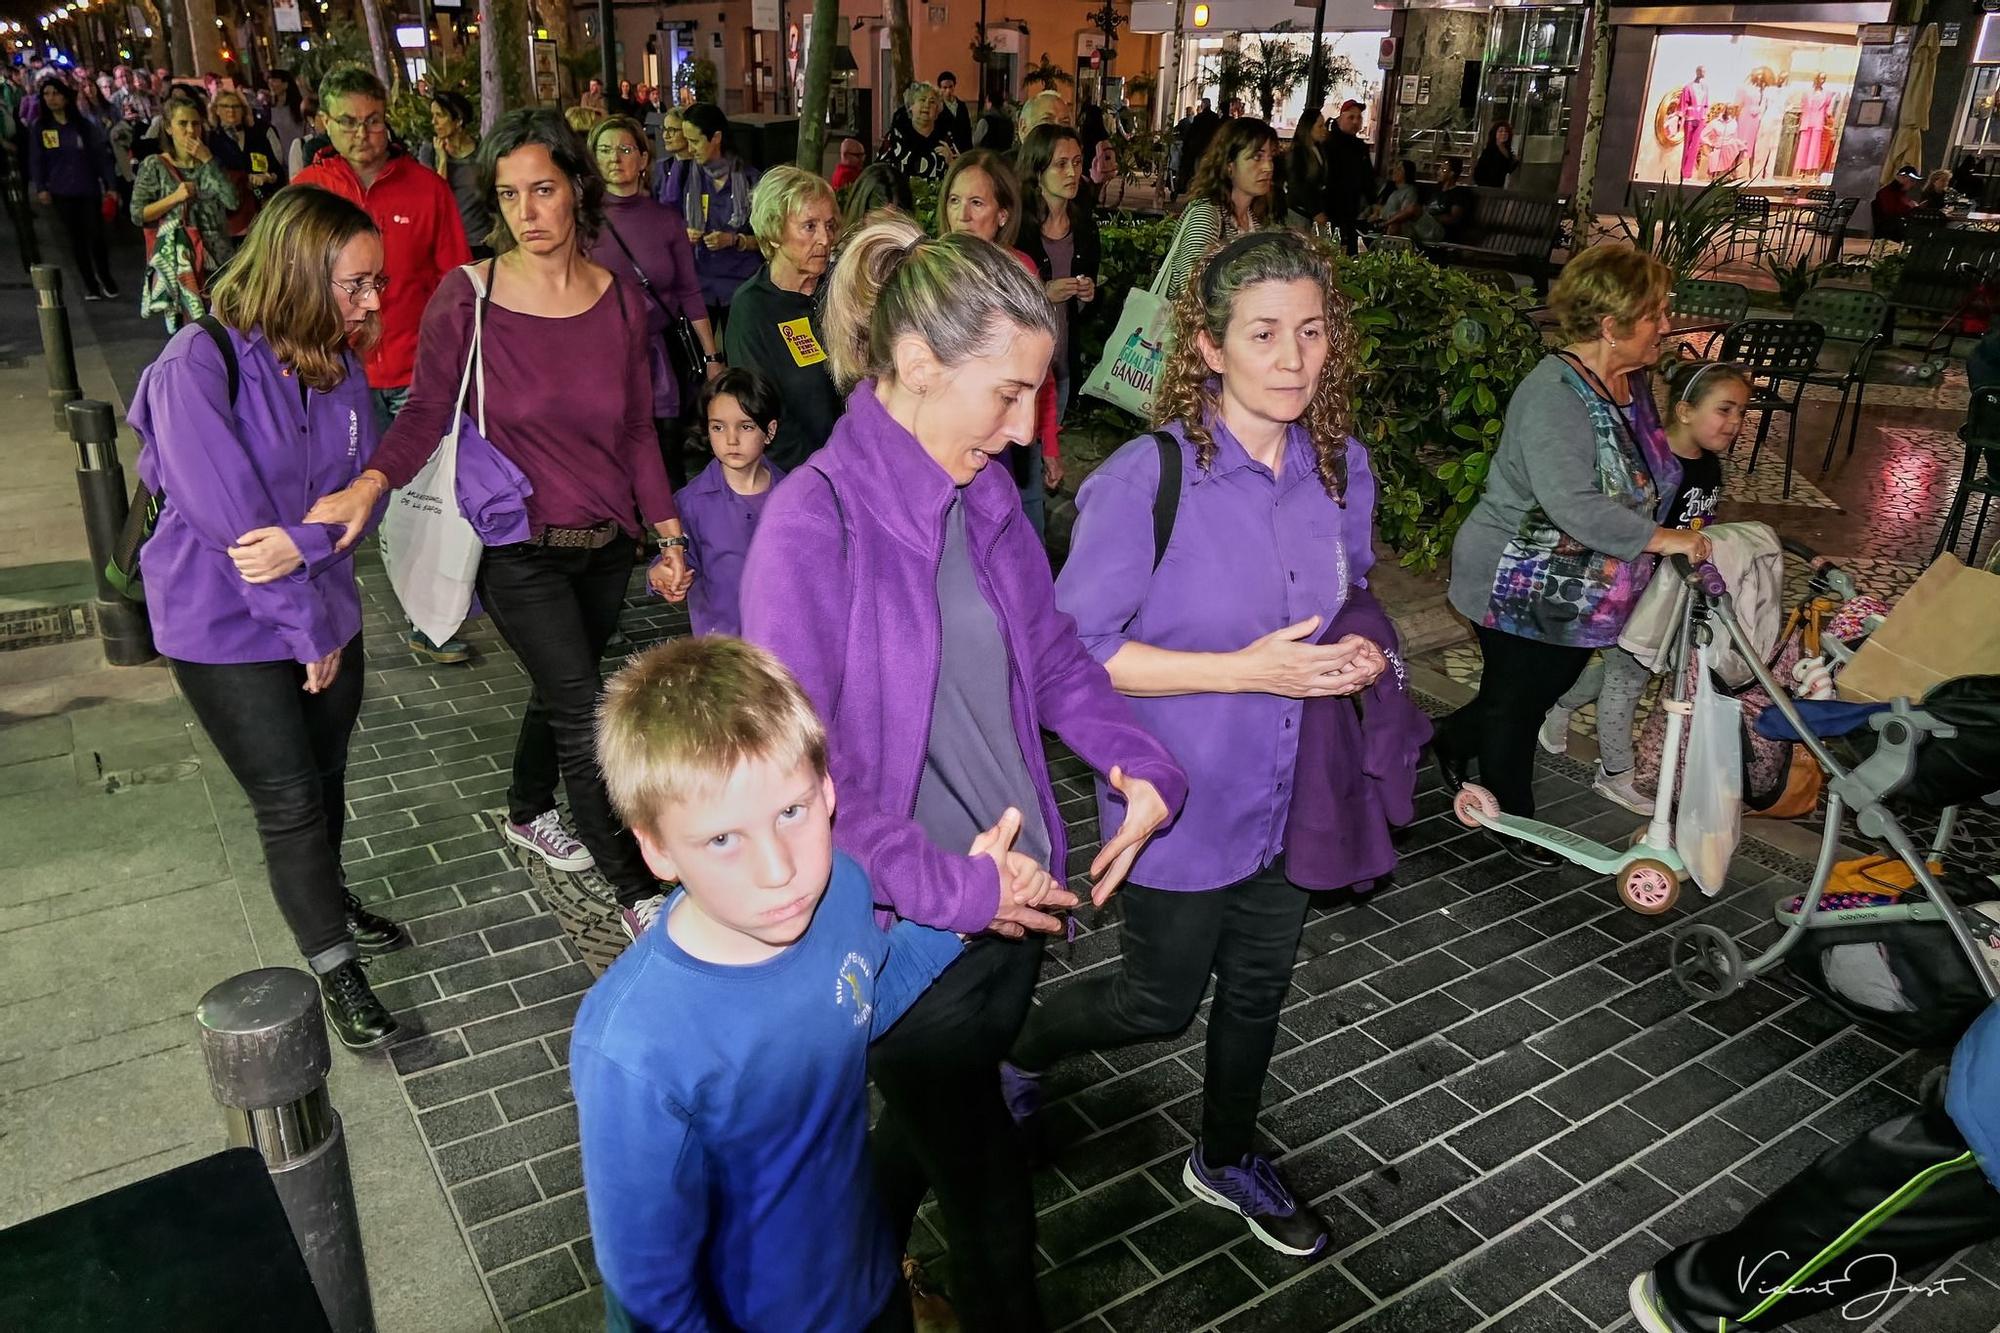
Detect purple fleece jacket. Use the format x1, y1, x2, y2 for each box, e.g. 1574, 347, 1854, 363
740, 382, 1188, 934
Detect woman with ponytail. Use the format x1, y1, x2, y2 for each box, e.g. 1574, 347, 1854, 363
739, 214, 1185, 1330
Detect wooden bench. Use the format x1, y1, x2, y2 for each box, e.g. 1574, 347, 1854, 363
1418, 187, 1563, 296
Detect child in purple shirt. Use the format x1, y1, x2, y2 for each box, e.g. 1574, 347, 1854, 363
677, 368, 785, 636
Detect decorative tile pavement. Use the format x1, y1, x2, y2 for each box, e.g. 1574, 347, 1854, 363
1720, 448, 1841, 509
333, 545, 2000, 1333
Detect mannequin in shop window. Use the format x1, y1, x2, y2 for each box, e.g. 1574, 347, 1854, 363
1678, 66, 1709, 180
1702, 104, 1743, 181
1736, 70, 1767, 183
1795, 73, 1833, 177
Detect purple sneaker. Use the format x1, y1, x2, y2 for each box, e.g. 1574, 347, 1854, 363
1182, 1146, 1328, 1257
504, 810, 594, 872
999, 1061, 1043, 1125
620, 893, 667, 941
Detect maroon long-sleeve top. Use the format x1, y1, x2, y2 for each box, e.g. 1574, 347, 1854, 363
369, 264, 678, 533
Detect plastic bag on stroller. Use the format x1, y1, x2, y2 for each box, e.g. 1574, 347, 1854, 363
1679, 643, 1743, 897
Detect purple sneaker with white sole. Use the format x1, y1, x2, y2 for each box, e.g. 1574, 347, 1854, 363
1182, 1145, 1328, 1257
504, 809, 595, 873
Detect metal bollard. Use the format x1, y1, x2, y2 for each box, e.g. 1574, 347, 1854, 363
66, 399, 156, 666
3, 175, 39, 270
34, 265, 81, 431
197, 969, 378, 1333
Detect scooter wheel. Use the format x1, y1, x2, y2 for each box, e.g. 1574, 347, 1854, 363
1915, 360, 1941, 382
1453, 783, 1501, 828
1617, 858, 1680, 915
1669, 924, 1744, 1002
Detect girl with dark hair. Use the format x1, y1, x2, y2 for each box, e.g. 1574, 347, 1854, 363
677, 366, 784, 636
1474, 120, 1519, 187
676, 102, 762, 334
1016, 122, 1100, 498
837, 160, 913, 232
1012, 231, 1413, 1260
421, 90, 494, 257
740, 214, 1185, 1330
308, 109, 695, 940
29, 78, 121, 299
1375, 158, 1422, 236
127, 186, 403, 1050
1159, 116, 1280, 297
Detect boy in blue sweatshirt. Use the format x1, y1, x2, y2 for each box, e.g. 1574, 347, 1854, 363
576, 637, 993, 1331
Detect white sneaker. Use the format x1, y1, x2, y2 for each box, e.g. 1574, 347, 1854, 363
1537, 708, 1572, 756
503, 809, 596, 872
620, 892, 667, 940
1627, 1271, 1692, 1333
1593, 765, 1657, 816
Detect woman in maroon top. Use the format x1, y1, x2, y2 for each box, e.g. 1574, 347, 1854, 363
311, 110, 695, 935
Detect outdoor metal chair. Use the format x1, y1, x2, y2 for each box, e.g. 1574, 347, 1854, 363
1727, 194, 1774, 263
1720, 318, 1826, 498
1792, 286, 1889, 473
1800, 186, 1835, 203
1671, 278, 1751, 356
1936, 385, 2000, 564
1796, 197, 1859, 267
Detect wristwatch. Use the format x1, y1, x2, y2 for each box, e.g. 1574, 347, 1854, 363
656, 534, 689, 554
702, 353, 723, 365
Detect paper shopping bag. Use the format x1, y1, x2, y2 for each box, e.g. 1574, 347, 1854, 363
1837, 555, 2000, 703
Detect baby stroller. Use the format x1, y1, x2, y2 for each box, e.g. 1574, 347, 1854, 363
1663, 555, 2000, 1036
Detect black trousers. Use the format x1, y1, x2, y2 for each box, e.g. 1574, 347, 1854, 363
1433, 624, 1595, 817
172, 637, 364, 972
1655, 1074, 2000, 1330
50, 191, 115, 294
870, 934, 1045, 1333
1012, 861, 1310, 1164
477, 540, 654, 905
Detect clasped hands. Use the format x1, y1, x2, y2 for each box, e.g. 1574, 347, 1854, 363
970, 766, 1171, 939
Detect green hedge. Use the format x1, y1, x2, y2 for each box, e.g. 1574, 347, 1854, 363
1067, 222, 1544, 571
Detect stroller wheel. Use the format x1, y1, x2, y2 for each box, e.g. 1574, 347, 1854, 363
1452, 783, 1501, 828
1618, 859, 1680, 915
1669, 925, 1745, 1002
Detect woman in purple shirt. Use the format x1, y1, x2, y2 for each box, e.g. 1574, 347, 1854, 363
739, 215, 1186, 1330
128, 186, 405, 1051
1010, 232, 1395, 1259
309, 111, 694, 939
586, 114, 721, 487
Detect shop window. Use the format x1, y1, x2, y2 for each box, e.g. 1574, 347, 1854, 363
1631, 32, 1860, 188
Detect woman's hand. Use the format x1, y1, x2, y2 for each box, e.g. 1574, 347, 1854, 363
702, 230, 735, 251
1043, 453, 1066, 491
971, 807, 1078, 937
1045, 277, 1082, 303
1234, 616, 1373, 698
703, 358, 725, 382
647, 548, 694, 601
303, 471, 389, 551
228, 527, 305, 583
1321, 635, 1388, 697
1647, 526, 1713, 565
1089, 767, 1169, 906
1075, 275, 1097, 304
302, 647, 342, 694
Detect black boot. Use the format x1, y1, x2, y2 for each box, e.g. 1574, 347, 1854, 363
344, 892, 407, 954
318, 961, 399, 1051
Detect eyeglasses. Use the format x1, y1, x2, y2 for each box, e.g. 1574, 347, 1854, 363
595, 142, 641, 158
330, 276, 391, 298
330, 113, 389, 135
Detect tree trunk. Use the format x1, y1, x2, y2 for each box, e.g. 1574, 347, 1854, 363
182, 0, 225, 75
137, 0, 172, 74
480, 0, 531, 128
358, 0, 394, 88
1570, 0, 1612, 244
885, 0, 914, 102
796, 0, 841, 172
1300, 0, 1330, 125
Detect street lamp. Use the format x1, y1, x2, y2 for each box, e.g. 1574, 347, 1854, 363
1085, 0, 1124, 79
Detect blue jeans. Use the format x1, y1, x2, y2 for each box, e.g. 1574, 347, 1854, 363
368, 384, 410, 435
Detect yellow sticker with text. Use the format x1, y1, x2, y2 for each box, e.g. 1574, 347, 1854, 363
250, 152, 269, 173
42, 129, 60, 150
778, 316, 826, 368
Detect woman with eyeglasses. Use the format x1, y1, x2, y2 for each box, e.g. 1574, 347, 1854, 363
126, 185, 405, 1052
587, 114, 720, 486
206, 87, 285, 242
307, 111, 694, 942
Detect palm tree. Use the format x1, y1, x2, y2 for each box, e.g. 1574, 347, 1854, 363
478, 0, 530, 128
1570, 0, 1613, 241
1214, 25, 1355, 123
885, 0, 914, 101
357, 0, 393, 87
797, 0, 841, 169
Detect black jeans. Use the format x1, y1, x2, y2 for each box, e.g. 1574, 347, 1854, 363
477, 539, 654, 906
1433, 624, 1595, 817
1655, 1074, 2000, 1329
172, 637, 364, 972
50, 191, 115, 294
870, 935, 1045, 1333
1012, 861, 1310, 1164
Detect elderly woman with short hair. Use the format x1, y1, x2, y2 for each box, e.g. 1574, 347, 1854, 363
881, 80, 958, 181
721, 165, 842, 469
1435, 243, 1712, 855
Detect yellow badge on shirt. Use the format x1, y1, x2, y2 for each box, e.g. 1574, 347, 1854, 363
250, 152, 269, 173
778, 316, 827, 368
42, 129, 60, 150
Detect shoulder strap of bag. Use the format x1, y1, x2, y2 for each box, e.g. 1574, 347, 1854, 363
601, 213, 676, 321
453, 259, 495, 437
1150, 429, 1181, 572
195, 314, 238, 406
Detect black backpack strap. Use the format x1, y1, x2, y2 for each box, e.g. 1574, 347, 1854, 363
195, 314, 238, 406
1150, 430, 1181, 572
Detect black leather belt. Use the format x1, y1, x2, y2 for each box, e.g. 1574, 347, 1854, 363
529, 521, 623, 549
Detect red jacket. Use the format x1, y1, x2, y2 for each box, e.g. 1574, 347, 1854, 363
294, 148, 471, 390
